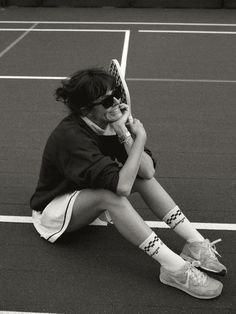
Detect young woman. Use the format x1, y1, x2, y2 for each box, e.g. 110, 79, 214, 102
30, 68, 226, 299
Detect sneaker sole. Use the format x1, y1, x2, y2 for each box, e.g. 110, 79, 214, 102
180, 253, 227, 276
159, 276, 222, 299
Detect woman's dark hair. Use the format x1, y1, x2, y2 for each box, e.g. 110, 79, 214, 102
55, 68, 116, 115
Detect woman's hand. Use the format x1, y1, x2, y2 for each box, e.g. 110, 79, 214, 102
110, 102, 131, 135
112, 103, 130, 126
129, 118, 147, 142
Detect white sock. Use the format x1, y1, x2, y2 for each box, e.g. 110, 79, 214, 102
139, 232, 185, 271
162, 206, 204, 243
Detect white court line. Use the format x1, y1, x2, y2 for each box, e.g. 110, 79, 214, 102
2, 76, 236, 84
139, 29, 236, 34
1, 21, 236, 27
0, 312, 59, 314
0, 76, 66, 80
0, 216, 32, 223
0, 28, 128, 32
2, 29, 236, 35
0, 23, 38, 58
0, 27, 128, 74
146, 221, 236, 231
0, 215, 235, 230
127, 78, 236, 83
0, 312, 58, 314
120, 30, 130, 75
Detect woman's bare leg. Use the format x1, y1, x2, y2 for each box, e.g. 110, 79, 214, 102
66, 188, 185, 270
133, 177, 204, 242
133, 177, 176, 219
66, 189, 151, 245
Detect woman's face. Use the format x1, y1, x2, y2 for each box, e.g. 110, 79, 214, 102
86, 89, 123, 128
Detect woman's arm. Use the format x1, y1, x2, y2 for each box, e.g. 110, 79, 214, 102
123, 135, 155, 179
112, 103, 155, 181
113, 120, 147, 196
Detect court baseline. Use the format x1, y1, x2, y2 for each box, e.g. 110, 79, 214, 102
0, 215, 235, 231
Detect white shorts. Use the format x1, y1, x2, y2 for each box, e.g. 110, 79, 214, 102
32, 191, 80, 243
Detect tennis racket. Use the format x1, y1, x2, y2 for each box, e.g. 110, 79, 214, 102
108, 59, 133, 123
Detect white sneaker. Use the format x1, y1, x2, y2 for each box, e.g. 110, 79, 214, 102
180, 239, 227, 276
160, 261, 223, 299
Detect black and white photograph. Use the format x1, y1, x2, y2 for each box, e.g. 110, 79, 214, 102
0, 1, 235, 313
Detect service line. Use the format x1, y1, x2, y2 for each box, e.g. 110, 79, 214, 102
0, 28, 128, 32
1, 21, 236, 27
0, 312, 58, 314
127, 78, 236, 84
2, 76, 236, 84
139, 29, 236, 35
0, 76, 66, 80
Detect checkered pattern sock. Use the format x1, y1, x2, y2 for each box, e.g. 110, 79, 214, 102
139, 232, 185, 271
162, 206, 204, 243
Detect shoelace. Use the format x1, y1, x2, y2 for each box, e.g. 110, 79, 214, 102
186, 261, 207, 286
205, 239, 222, 258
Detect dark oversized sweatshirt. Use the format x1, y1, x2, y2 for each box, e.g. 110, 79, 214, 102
30, 114, 155, 212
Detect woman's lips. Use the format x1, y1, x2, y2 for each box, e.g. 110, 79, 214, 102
108, 106, 121, 115
110, 107, 120, 114
106, 106, 122, 120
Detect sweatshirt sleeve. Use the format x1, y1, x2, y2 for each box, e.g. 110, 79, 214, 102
114, 144, 156, 169
60, 133, 121, 192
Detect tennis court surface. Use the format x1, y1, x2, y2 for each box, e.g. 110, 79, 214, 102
0, 6, 236, 313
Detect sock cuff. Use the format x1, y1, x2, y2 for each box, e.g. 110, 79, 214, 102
139, 232, 156, 249
162, 206, 186, 229
139, 232, 163, 256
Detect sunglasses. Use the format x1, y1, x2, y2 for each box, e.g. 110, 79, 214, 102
91, 87, 122, 109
